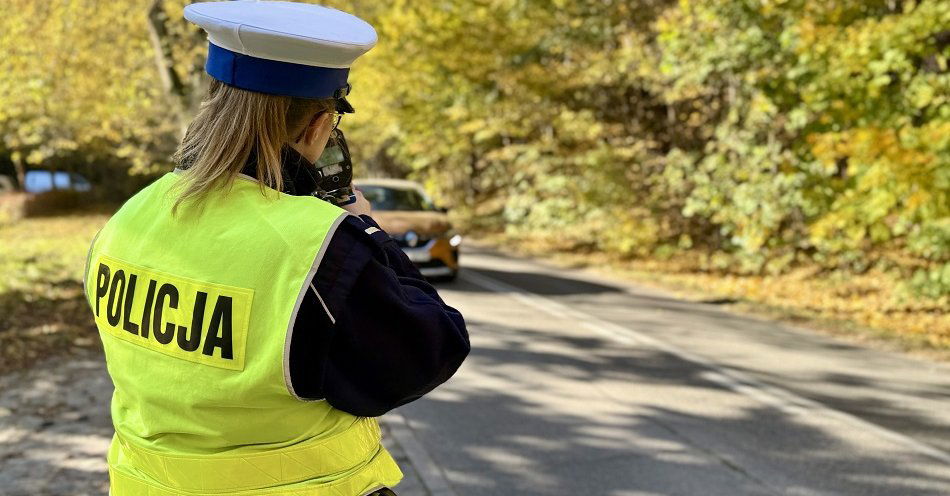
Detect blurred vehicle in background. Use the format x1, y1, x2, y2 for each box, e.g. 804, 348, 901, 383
24, 170, 92, 194
355, 178, 461, 281
0, 170, 95, 219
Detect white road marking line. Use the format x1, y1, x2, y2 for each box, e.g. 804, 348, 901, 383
383, 412, 458, 496
461, 269, 950, 465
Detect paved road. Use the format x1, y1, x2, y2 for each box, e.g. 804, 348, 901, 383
390, 245, 950, 495
1, 245, 948, 495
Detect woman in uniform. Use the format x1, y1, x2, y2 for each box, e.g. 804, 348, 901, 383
84, 2, 469, 495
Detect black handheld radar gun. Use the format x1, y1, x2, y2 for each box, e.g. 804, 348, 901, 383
312, 128, 356, 206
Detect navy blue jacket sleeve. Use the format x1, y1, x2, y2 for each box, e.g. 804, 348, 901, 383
287, 214, 470, 417
357, 214, 428, 280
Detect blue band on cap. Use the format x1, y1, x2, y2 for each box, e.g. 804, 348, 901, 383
205, 43, 349, 99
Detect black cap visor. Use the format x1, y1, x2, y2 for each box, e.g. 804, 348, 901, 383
335, 96, 355, 113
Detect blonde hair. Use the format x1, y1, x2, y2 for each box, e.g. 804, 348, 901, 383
171, 80, 335, 212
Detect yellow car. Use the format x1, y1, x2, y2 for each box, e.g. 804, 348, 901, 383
355, 179, 461, 281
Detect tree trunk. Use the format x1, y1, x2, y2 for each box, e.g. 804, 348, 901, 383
147, 0, 188, 101
146, 0, 209, 132
12, 157, 25, 191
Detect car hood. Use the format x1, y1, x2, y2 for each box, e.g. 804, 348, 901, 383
371, 211, 451, 236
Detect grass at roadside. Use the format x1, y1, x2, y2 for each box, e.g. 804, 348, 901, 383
473, 232, 949, 360
0, 212, 111, 374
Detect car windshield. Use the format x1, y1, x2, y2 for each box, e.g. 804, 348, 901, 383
360, 185, 435, 211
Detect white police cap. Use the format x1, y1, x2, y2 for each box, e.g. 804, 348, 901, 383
184, 1, 377, 112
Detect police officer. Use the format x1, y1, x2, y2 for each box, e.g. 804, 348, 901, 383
84, 2, 469, 495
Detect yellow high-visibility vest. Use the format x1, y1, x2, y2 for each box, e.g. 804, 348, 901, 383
85, 171, 402, 495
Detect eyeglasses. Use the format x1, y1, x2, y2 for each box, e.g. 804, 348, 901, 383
295, 111, 343, 143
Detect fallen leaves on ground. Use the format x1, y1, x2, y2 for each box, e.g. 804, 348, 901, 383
0, 213, 110, 374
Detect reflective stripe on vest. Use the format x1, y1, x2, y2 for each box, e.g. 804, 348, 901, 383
108, 444, 400, 496
88, 172, 403, 494
113, 418, 381, 492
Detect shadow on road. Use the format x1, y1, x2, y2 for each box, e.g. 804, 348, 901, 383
439, 266, 950, 458
449, 267, 624, 296
398, 319, 950, 495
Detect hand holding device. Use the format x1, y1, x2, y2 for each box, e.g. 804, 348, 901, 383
341, 189, 372, 216
313, 128, 356, 206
